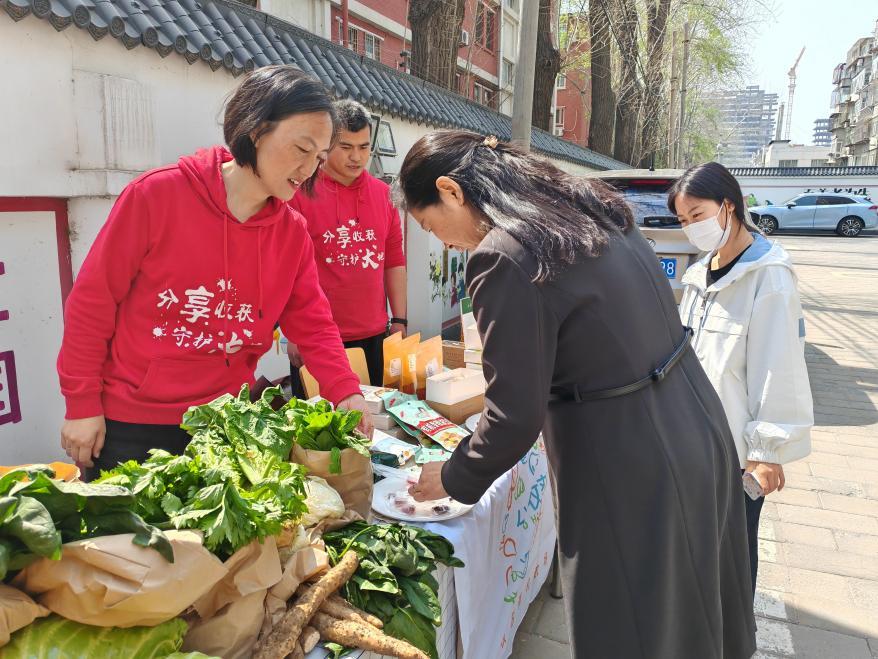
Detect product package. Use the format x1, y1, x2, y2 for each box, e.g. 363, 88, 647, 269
413, 336, 443, 400
370, 434, 418, 465
383, 333, 420, 389
385, 399, 470, 452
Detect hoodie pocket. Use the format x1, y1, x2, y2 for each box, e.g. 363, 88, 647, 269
695, 310, 747, 381
134, 357, 236, 405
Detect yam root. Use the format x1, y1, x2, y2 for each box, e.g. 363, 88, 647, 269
290, 643, 304, 659
328, 593, 385, 629
254, 551, 360, 659
312, 612, 428, 659
301, 626, 320, 654
296, 585, 385, 630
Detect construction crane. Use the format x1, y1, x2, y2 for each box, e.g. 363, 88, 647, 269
783, 47, 806, 140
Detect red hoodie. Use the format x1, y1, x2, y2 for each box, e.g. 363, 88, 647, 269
289, 170, 405, 342
58, 146, 361, 424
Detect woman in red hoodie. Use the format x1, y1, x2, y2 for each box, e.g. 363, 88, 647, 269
58, 66, 372, 477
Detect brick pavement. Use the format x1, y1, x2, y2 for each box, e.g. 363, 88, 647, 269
513, 233, 878, 658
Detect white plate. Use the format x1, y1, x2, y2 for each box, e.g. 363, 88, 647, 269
465, 413, 481, 433
371, 477, 472, 523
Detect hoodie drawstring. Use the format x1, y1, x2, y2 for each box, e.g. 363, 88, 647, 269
222, 217, 230, 367
257, 227, 264, 320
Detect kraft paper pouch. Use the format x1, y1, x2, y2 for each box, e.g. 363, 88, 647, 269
382, 332, 404, 387
414, 336, 443, 400
13, 531, 226, 628
386, 333, 420, 391
291, 446, 373, 519
0, 584, 50, 646
183, 537, 283, 659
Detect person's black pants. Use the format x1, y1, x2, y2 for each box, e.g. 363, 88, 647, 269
289, 332, 385, 398
84, 419, 191, 481
744, 489, 765, 598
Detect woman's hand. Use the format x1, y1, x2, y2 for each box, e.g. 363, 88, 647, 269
746, 460, 785, 495
337, 394, 374, 438
286, 341, 304, 368
409, 462, 449, 502
61, 416, 106, 467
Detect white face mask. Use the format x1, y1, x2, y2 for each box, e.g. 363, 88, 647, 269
682, 206, 733, 253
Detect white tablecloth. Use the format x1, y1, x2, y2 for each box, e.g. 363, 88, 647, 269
308, 440, 557, 659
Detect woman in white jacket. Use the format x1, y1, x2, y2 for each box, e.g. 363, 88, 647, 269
670, 162, 813, 596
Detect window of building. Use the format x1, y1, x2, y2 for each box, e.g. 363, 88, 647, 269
555, 106, 566, 127
364, 33, 382, 61
557, 74, 567, 89
347, 26, 359, 52
473, 82, 495, 108
778, 159, 798, 167
502, 59, 515, 87
505, 0, 518, 10
475, 2, 497, 52
810, 159, 829, 167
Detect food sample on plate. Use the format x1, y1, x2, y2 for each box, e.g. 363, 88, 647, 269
387, 489, 455, 518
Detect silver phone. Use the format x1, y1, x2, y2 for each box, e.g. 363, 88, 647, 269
742, 472, 764, 500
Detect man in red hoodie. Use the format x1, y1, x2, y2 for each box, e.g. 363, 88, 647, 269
57, 67, 372, 476
287, 100, 407, 391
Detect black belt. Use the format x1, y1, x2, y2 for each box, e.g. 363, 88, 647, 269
549, 327, 694, 403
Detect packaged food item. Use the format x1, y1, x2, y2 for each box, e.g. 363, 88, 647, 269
372, 412, 397, 431
383, 333, 419, 389
385, 399, 469, 452
359, 385, 395, 414
412, 336, 443, 400
398, 334, 423, 395
415, 446, 450, 464
370, 434, 417, 465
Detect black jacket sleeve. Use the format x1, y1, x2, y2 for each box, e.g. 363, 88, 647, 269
441, 248, 559, 504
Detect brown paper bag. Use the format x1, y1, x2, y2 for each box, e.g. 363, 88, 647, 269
0, 584, 50, 646
184, 537, 283, 659
12, 531, 226, 628
291, 445, 373, 519
261, 540, 330, 640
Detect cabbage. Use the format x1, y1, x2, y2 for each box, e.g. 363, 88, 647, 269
301, 476, 345, 527
2, 616, 187, 657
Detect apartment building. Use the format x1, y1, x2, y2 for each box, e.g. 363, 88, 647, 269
828, 19, 878, 166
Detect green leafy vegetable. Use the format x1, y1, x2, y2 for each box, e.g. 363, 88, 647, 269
99, 385, 308, 560
0, 466, 172, 579
286, 398, 371, 474
3, 615, 187, 658
323, 521, 464, 659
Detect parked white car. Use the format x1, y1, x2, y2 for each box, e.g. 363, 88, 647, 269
749, 193, 878, 237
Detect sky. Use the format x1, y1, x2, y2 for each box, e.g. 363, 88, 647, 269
749, 0, 876, 145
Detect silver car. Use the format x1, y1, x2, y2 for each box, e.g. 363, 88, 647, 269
749, 193, 878, 237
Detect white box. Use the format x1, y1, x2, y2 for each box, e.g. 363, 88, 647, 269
359, 385, 396, 414
426, 368, 486, 405
463, 349, 482, 365
373, 412, 397, 431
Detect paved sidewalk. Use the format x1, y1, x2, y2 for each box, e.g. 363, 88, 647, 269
513, 234, 878, 658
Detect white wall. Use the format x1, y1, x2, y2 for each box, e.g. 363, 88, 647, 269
739, 174, 878, 206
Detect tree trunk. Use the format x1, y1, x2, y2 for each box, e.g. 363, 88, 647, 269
638, 0, 672, 167
588, 0, 614, 156
612, 0, 640, 165
532, 0, 562, 132
408, 0, 467, 91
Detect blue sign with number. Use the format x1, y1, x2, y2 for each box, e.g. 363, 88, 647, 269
660, 258, 677, 279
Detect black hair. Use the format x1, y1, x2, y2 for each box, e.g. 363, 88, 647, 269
396, 130, 634, 282
333, 99, 371, 134
667, 161, 760, 233
223, 65, 335, 195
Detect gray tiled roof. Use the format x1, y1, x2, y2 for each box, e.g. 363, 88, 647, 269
1, 0, 629, 170
728, 166, 878, 177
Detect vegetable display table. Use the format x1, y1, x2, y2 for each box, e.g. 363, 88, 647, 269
308, 440, 556, 659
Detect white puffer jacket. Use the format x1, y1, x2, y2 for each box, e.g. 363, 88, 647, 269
679, 234, 813, 468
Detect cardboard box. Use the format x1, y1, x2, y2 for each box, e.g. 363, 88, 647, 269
426, 394, 485, 426
442, 341, 466, 370
426, 368, 486, 405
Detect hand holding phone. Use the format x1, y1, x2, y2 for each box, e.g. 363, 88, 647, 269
742, 472, 764, 500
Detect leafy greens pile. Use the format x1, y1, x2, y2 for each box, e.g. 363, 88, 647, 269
287, 398, 370, 474
98, 385, 308, 559
0, 465, 171, 579
322, 521, 464, 659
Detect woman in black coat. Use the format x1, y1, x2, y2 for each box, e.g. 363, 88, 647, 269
403, 131, 756, 659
